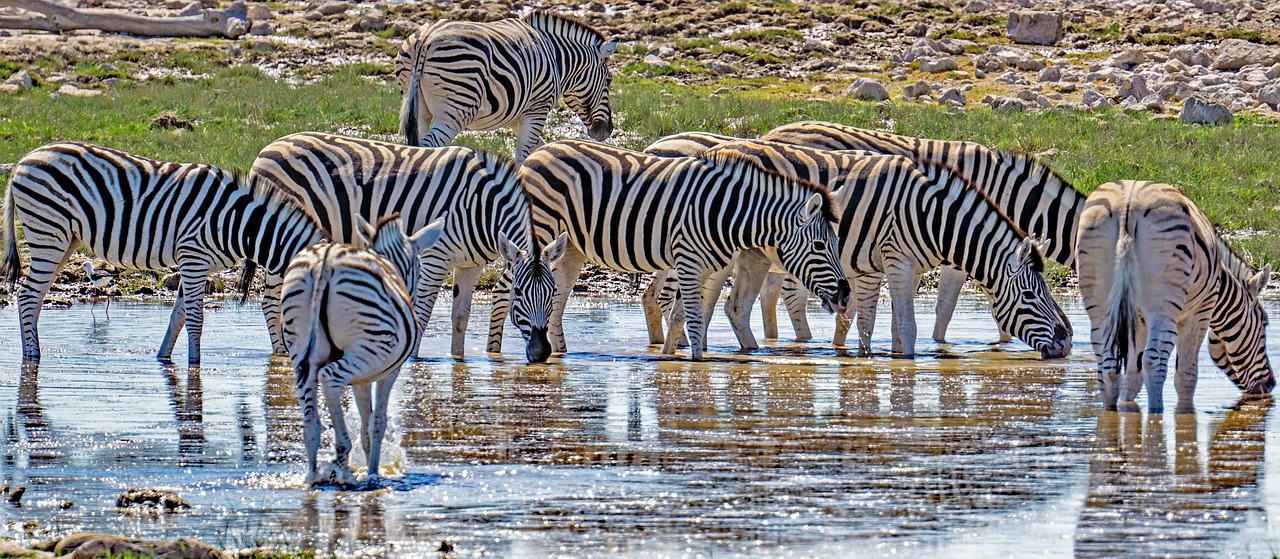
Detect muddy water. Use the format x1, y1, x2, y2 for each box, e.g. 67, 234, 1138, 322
0, 293, 1277, 558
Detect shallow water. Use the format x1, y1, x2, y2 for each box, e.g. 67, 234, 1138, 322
0, 292, 1278, 558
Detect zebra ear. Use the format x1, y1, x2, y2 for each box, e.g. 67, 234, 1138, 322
499, 233, 526, 264
354, 216, 376, 249
801, 192, 824, 222
542, 233, 570, 264
600, 41, 618, 58
409, 217, 446, 253
1010, 236, 1035, 271
1248, 265, 1271, 295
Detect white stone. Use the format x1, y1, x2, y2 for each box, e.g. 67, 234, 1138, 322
1007, 10, 1063, 46
846, 78, 889, 101
919, 56, 958, 73
1180, 96, 1232, 124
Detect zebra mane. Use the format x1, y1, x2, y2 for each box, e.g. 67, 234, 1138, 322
992, 149, 1080, 196
243, 171, 333, 241
699, 142, 841, 224
917, 158, 1045, 269
523, 10, 606, 47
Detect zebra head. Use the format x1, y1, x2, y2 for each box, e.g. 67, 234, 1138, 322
501, 233, 569, 363
774, 193, 850, 315
991, 237, 1073, 359
562, 40, 616, 141
364, 214, 447, 295
1208, 266, 1275, 395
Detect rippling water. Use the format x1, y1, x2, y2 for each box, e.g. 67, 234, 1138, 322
0, 292, 1277, 558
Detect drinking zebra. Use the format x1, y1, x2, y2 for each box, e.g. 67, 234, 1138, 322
395, 11, 616, 165
493, 140, 851, 360
672, 139, 1072, 358
1077, 180, 1274, 413
1, 142, 325, 367
761, 120, 1085, 343
282, 215, 445, 487
246, 132, 563, 363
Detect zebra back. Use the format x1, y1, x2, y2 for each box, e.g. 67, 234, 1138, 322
761, 120, 1086, 268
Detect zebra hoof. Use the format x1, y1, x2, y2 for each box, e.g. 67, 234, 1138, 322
1116, 401, 1142, 414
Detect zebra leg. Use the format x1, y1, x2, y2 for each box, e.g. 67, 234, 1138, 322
411, 258, 450, 357
700, 262, 733, 352
1139, 316, 1179, 414
294, 356, 324, 485
933, 266, 965, 343
261, 273, 288, 355
675, 262, 712, 360
366, 373, 398, 484
885, 259, 919, 357
449, 265, 484, 359
16, 239, 76, 363
781, 274, 812, 342
486, 268, 513, 354
513, 115, 548, 166
725, 249, 771, 350
758, 272, 782, 340
642, 270, 668, 345
158, 287, 186, 362
548, 244, 587, 354
352, 382, 374, 464
318, 366, 358, 488
661, 290, 687, 355
1172, 316, 1209, 414
850, 274, 883, 355
177, 267, 212, 368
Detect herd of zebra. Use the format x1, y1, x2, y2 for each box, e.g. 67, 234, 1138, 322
0, 10, 1274, 486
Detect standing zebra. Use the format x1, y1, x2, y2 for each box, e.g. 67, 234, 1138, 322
685, 139, 1072, 358
1, 142, 325, 367
761, 120, 1085, 343
395, 11, 616, 164
496, 140, 851, 360
283, 215, 445, 487
246, 132, 563, 363
1076, 180, 1274, 413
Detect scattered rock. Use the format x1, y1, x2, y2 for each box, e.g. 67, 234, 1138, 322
1117, 75, 1150, 101
845, 77, 888, 101
706, 60, 734, 74
902, 81, 932, 99
116, 488, 191, 511
1082, 89, 1115, 110
964, 0, 990, 13
938, 87, 967, 106
1211, 38, 1280, 71
1171, 44, 1213, 68
151, 111, 195, 130
1007, 10, 1062, 46
811, 84, 829, 94
57, 84, 101, 97
5, 69, 33, 90
249, 20, 274, 35
985, 95, 1028, 111
44, 533, 230, 559
315, 1, 352, 16
0, 540, 52, 559
1258, 82, 1280, 110
1180, 95, 1233, 125
246, 3, 271, 20
995, 69, 1028, 85
919, 56, 957, 73
906, 21, 928, 37
1037, 65, 1060, 82
642, 55, 670, 69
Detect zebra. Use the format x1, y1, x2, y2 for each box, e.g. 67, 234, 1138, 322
245, 132, 564, 363
760, 120, 1086, 344
677, 139, 1072, 358
282, 214, 445, 487
1, 142, 325, 367
491, 139, 851, 360
1076, 180, 1274, 413
395, 10, 616, 165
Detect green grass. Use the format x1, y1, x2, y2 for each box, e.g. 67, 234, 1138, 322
1, 68, 1278, 266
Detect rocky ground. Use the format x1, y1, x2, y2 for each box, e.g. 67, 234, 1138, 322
1, 0, 1278, 118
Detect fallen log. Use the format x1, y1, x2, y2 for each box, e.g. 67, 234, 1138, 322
0, 0, 248, 38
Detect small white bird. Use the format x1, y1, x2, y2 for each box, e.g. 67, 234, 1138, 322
82, 261, 115, 319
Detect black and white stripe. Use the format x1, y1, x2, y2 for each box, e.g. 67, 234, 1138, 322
1077, 180, 1273, 413
761, 120, 1086, 342
395, 11, 617, 164
248, 132, 562, 363
689, 139, 1073, 358
495, 139, 851, 359
282, 215, 444, 487
1, 142, 325, 367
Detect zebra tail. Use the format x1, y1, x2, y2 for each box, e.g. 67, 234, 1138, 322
399, 67, 422, 147
1104, 231, 1139, 375
238, 260, 258, 304
293, 263, 330, 404
1, 181, 18, 286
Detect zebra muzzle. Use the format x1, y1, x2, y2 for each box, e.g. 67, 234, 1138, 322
588, 119, 613, 141
526, 326, 552, 363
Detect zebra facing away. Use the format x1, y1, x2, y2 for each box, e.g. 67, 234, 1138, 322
395, 11, 616, 165
761, 120, 1086, 344
282, 215, 445, 487
1, 142, 325, 367
1077, 180, 1274, 414
688, 139, 1072, 358
245, 132, 563, 363
496, 140, 851, 360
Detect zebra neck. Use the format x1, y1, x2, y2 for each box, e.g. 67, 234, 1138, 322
917, 190, 1021, 289
225, 194, 321, 276
1208, 269, 1247, 329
